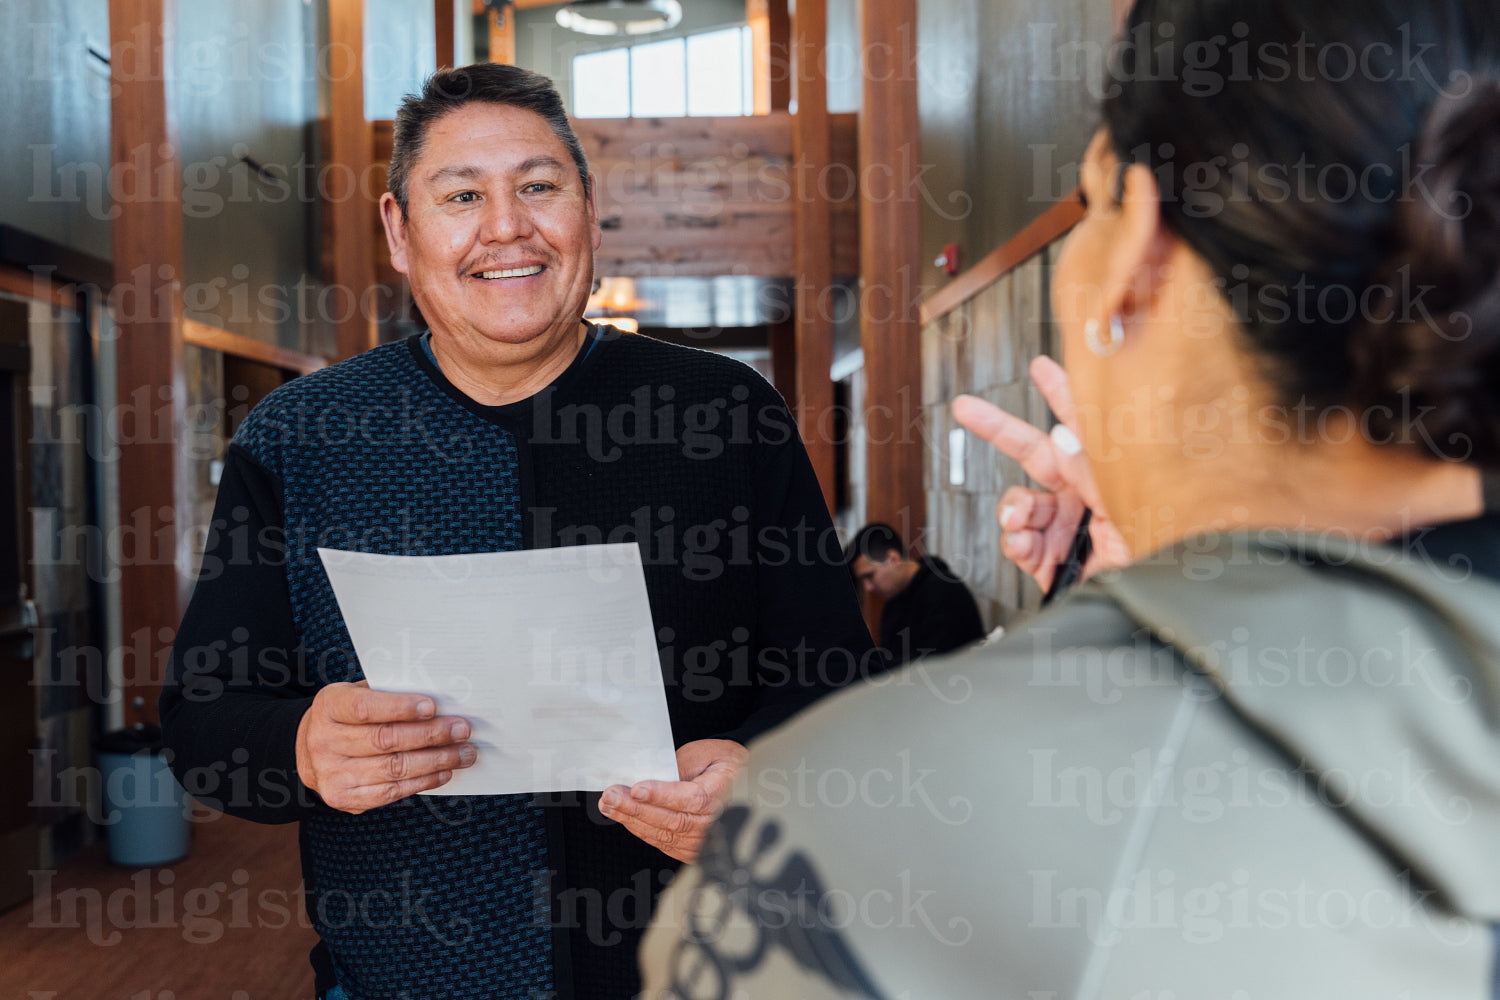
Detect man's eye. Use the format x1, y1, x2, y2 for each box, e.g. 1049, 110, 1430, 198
523, 182, 554, 194
452, 191, 479, 203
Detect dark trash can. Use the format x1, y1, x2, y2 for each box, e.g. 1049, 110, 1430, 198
94, 724, 190, 866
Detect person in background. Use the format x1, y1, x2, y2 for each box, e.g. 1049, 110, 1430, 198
844, 523, 987, 668
639, 0, 1500, 996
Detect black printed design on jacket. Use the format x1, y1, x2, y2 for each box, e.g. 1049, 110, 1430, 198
662, 805, 886, 1000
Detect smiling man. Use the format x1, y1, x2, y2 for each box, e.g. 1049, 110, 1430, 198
381, 97, 601, 405
161, 65, 872, 1000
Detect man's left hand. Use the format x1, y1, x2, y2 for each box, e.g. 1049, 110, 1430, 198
598, 739, 749, 863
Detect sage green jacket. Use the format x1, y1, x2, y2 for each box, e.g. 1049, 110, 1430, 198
641, 528, 1500, 999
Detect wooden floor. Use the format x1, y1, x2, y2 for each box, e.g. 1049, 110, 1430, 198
0, 816, 317, 1000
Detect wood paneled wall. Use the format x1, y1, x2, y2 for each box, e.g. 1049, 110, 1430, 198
921, 243, 1064, 629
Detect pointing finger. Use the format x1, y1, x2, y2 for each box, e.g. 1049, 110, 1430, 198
952, 395, 1067, 492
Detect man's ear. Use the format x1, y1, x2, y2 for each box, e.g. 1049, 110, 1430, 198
1097, 163, 1174, 325
586, 171, 603, 252
379, 192, 410, 275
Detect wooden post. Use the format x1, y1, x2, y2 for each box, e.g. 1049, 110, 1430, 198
768, 318, 797, 405
436, 0, 455, 68
748, 0, 791, 115
791, 0, 836, 513
488, 3, 516, 65
858, 0, 924, 542
755, 0, 797, 417
328, 0, 378, 360
108, 0, 190, 727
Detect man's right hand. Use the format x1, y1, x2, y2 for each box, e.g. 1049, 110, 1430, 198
295, 680, 475, 813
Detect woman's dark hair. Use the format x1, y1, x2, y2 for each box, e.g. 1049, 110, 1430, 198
387, 64, 591, 219
1102, 0, 1500, 465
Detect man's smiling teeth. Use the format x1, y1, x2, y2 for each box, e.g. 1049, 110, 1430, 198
476, 265, 544, 279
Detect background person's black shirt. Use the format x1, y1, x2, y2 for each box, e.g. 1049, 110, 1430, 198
877, 555, 986, 668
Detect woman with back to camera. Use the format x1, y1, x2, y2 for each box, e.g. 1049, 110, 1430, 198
639, 0, 1500, 996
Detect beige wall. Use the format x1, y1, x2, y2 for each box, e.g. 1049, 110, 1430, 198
916, 0, 1113, 293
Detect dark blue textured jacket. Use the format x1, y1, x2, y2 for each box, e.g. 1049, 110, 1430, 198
162, 325, 874, 999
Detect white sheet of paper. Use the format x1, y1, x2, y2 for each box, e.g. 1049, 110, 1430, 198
317, 543, 679, 795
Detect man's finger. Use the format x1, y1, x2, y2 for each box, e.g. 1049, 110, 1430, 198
617, 779, 713, 814
599, 792, 711, 858
367, 769, 454, 810
602, 794, 704, 834
354, 716, 472, 756
613, 813, 692, 857
324, 682, 438, 726
320, 765, 457, 814
355, 743, 477, 787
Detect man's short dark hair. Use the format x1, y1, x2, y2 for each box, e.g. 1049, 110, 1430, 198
844, 523, 906, 568
388, 63, 591, 219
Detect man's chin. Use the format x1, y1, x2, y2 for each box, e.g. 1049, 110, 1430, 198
438, 318, 585, 351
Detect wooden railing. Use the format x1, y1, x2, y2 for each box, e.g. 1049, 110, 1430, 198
182, 320, 328, 376
919, 194, 1084, 326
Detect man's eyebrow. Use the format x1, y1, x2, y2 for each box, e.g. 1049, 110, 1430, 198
425, 164, 483, 187
424, 157, 567, 188
514, 155, 567, 175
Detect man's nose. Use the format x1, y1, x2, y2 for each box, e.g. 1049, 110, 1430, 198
479, 192, 536, 243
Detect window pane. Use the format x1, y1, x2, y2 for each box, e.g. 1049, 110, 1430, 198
573, 49, 630, 118
630, 38, 687, 117
741, 26, 754, 115
687, 28, 743, 116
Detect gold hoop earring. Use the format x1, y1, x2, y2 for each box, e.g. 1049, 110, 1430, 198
1085, 315, 1124, 357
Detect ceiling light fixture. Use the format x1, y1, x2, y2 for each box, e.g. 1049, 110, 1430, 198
555, 0, 683, 36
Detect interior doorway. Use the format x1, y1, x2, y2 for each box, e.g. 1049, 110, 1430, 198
0, 290, 108, 912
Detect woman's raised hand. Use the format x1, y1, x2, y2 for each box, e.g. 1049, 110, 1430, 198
952, 355, 1132, 592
